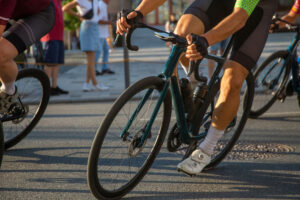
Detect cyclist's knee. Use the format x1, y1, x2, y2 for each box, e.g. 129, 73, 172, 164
0, 40, 18, 65
0, 49, 9, 65
174, 14, 205, 37
221, 61, 248, 96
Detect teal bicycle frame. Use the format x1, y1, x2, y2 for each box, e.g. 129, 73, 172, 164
120, 34, 234, 147
261, 27, 300, 92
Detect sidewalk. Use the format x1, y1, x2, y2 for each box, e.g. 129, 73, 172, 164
48, 30, 294, 104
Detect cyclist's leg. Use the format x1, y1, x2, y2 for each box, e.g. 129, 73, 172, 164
0, 38, 19, 91
211, 60, 248, 130
178, 0, 277, 175
212, 1, 277, 129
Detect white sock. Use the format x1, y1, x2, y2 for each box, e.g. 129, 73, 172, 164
1, 82, 16, 95
199, 125, 224, 155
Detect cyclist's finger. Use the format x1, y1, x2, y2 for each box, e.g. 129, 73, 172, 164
186, 34, 193, 45
187, 43, 197, 51
121, 17, 130, 29
119, 18, 129, 33
127, 11, 137, 19
116, 21, 125, 35
186, 52, 202, 60
188, 55, 203, 61
116, 24, 122, 35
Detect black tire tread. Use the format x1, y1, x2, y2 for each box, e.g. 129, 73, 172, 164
88, 76, 172, 200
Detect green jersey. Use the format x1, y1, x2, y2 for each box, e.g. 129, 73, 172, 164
235, 0, 260, 16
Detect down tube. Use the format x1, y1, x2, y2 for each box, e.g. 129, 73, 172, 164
120, 88, 155, 138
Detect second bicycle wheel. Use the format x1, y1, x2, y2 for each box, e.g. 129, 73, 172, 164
88, 76, 172, 200
249, 50, 291, 118
2, 68, 50, 150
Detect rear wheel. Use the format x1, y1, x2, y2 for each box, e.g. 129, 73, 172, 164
248, 50, 291, 118
2, 68, 50, 149
87, 76, 172, 200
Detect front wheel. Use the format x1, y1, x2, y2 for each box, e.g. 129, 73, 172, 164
3, 68, 50, 150
248, 50, 291, 118
87, 76, 172, 200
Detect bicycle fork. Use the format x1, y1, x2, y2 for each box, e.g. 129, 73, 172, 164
120, 81, 170, 148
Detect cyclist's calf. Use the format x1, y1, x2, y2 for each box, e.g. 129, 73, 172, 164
221, 61, 248, 96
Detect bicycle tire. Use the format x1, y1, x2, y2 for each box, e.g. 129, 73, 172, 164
247, 50, 291, 118
0, 123, 3, 168
191, 74, 254, 169
3, 68, 50, 150
87, 76, 172, 200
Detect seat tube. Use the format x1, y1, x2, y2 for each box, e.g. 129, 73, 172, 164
164, 45, 190, 143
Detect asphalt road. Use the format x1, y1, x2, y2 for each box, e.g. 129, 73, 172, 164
0, 97, 300, 200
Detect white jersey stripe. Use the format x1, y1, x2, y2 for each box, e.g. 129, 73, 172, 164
0, 16, 9, 21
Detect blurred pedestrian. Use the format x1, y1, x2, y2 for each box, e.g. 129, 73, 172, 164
41, 0, 69, 96
165, 13, 178, 49
71, 32, 79, 50
95, 0, 115, 76
63, 0, 109, 92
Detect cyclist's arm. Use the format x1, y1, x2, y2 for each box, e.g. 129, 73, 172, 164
187, 0, 260, 61
281, 12, 300, 25
116, 0, 166, 35
203, 8, 249, 46
135, 0, 166, 16
277, 6, 300, 29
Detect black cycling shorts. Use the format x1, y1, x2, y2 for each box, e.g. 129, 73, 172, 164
2, 1, 56, 54
184, 0, 277, 71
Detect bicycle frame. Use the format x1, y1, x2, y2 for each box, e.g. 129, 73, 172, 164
261, 30, 300, 91
120, 34, 234, 147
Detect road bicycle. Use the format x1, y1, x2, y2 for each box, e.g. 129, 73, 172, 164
0, 68, 50, 150
248, 18, 300, 118
87, 22, 255, 199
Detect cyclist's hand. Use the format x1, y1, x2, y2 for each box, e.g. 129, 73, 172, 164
116, 10, 143, 35
185, 33, 209, 61
269, 22, 280, 33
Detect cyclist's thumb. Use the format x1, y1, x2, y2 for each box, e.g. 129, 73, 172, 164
127, 11, 137, 19
186, 34, 193, 45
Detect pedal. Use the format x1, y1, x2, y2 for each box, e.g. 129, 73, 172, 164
277, 91, 286, 103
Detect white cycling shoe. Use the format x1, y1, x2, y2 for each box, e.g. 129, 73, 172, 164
177, 148, 211, 176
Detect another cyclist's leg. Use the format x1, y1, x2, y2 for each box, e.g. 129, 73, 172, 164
0, 2, 55, 114
0, 38, 19, 112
